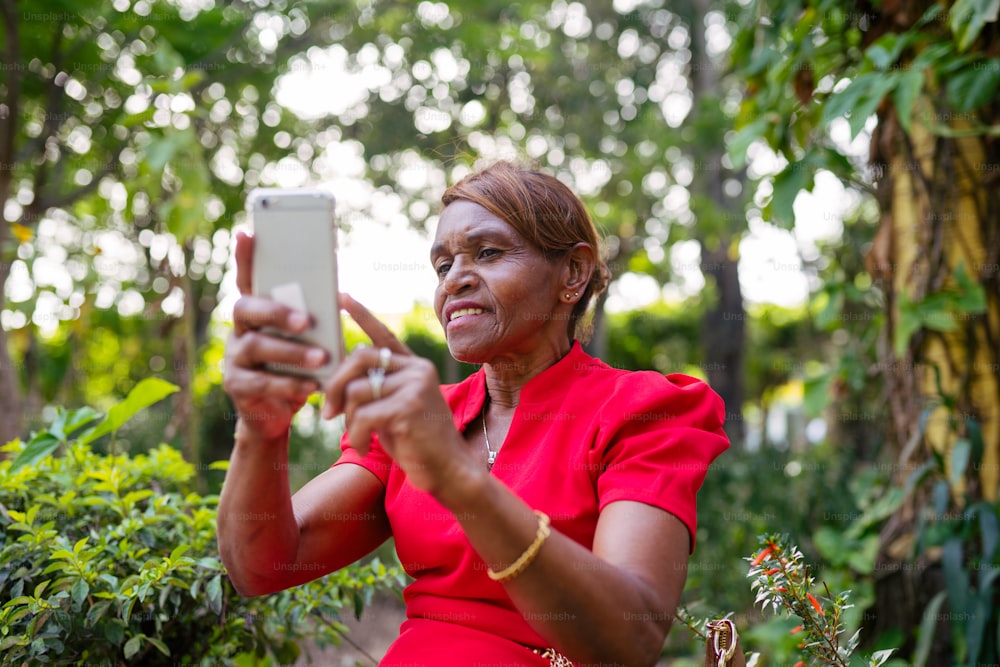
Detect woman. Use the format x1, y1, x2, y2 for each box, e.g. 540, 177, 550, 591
218, 161, 729, 666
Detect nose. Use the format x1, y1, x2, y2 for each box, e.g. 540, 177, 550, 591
442, 256, 477, 295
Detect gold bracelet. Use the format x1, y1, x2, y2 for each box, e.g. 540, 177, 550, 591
488, 510, 551, 582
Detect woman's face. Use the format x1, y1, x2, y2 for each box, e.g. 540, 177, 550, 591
431, 200, 567, 364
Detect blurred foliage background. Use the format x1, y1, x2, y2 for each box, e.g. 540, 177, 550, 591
1, 0, 998, 665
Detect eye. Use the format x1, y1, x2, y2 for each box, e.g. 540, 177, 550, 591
478, 247, 500, 259
435, 262, 452, 277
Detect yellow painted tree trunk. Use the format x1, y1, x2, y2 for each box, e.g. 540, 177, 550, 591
864, 82, 1000, 661
870, 110, 1000, 506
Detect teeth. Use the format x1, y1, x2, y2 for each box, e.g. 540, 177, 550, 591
450, 308, 484, 322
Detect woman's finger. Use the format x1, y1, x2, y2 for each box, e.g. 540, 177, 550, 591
233, 295, 310, 337
231, 331, 327, 377
223, 363, 319, 405
322, 345, 403, 418
235, 231, 255, 296
339, 292, 411, 355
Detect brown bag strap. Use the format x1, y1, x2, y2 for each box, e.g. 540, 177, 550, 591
704, 619, 746, 667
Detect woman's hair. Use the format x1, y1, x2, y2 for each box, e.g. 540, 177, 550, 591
441, 160, 611, 343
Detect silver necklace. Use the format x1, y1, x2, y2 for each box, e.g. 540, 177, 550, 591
482, 398, 497, 470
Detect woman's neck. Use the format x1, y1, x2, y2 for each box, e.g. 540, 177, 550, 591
482, 339, 573, 409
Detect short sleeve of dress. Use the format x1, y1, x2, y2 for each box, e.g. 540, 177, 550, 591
332, 431, 393, 486
596, 371, 729, 551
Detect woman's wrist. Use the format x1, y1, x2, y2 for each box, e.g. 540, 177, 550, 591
234, 417, 290, 450
430, 450, 491, 513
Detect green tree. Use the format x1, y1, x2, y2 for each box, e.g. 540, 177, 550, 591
0, 1, 366, 459
267, 0, 756, 432
731, 0, 999, 661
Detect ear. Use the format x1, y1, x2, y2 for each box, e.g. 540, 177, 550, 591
560, 242, 595, 303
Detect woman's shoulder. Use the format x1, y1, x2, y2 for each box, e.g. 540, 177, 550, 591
571, 349, 719, 400
573, 361, 725, 431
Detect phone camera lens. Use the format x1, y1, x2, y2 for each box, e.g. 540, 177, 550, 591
261, 199, 270, 209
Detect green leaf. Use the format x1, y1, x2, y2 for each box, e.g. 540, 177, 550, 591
803, 370, 833, 417
727, 117, 769, 169
770, 161, 812, 226
9, 433, 61, 473
103, 618, 125, 646
123, 635, 142, 660
950, 439, 972, 486
205, 574, 223, 615
846, 535, 879, 574
813, 288, 845, 330
822, 73, 876, 126
85, 600, 111, 628
893, 68, 924, 133
869, 648, 896, 667
168, 544, 191, 563
74, 537, 89, 555
913, 590, 947, 667
895, 291, 923, 355
942, 538, 970, 619
79, 378, 179, 446
952, 262, 988, 313
866, 33, 910, 70
1, 636, 24, 651
71, 579, 90, 606
63, 407, 102, 437
968, 567, 1000, 665
123, 596, 137, 625
946, 62, 1000, 112
144, 135, 183, 172
145, 635, 171, 657
849, 73, 899, 139
813, 526, 844, 561
978, 505, 999, 559
950, 0, 1000, 52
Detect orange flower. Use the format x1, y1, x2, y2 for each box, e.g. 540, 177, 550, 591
790, 625, 803, 635
751, 545, 774, 567
807, 593, 824, 615
764, 567, 781, 575
793, 661, 805, 667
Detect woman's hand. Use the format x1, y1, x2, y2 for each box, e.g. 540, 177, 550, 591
222, 231, 328, 441
324, 295, 481, 496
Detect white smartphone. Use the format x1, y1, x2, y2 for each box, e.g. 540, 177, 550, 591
248, 188, 344, 382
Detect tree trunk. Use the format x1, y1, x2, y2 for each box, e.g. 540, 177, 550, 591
0, 0, 24, 448
864, 66, 1000, 659
700, 245, 746, 443
690, 0, 746, 444
0, 328, 21, 447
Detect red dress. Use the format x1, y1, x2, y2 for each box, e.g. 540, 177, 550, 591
334, 341, 729, 666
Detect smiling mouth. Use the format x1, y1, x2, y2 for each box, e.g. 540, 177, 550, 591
449, 308, 485, 322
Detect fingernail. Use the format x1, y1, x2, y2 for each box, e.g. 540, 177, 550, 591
289, 311, 309, 330
322, 402, 333, 419
306, 348, 325, 367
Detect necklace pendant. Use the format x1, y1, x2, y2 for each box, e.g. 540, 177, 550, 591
487, 451, 497, 467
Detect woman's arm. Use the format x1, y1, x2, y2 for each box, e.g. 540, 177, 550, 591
323, 299, 691, 665
217, 232, 391, 596
438, 468, 687, 667
217, 428, 391, 596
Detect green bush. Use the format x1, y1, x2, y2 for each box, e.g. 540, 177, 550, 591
0, 379, 405, 666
